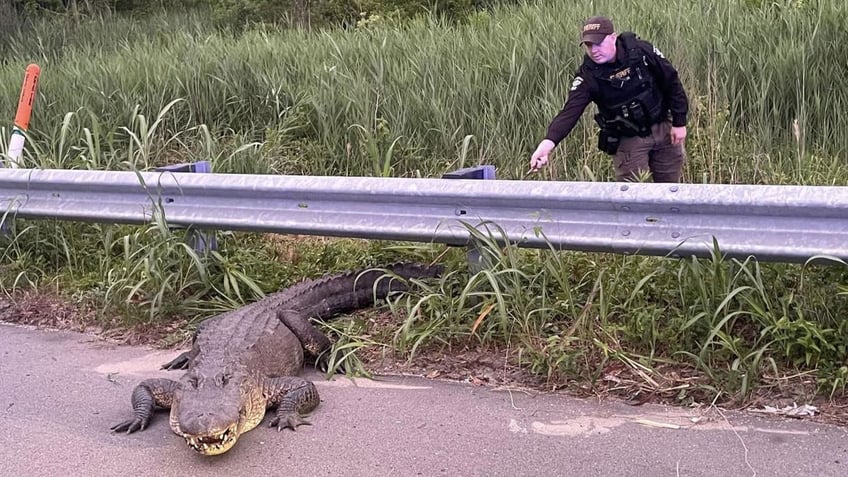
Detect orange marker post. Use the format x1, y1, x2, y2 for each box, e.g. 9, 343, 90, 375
5, 63, 40, 168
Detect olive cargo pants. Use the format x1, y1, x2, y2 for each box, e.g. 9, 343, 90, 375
613, 121, 686, 182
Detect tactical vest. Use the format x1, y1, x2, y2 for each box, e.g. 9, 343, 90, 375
583, 32, 665, 137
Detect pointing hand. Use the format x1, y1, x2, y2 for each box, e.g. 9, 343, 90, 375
530, 139, 556, 171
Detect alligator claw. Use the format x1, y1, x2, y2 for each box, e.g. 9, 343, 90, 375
269, 413, 311, 432
160, 352, 191, 370
315, 355, 330, 373
111, 417, 148, 434
316, 355, 346, 376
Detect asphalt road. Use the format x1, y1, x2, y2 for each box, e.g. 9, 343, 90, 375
1, 322, 846, 476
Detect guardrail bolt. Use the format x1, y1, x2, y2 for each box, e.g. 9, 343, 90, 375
622, 230, 631, 236
620, 185, 629, 192
669, 186, 679, 192
671, 232, 681, 238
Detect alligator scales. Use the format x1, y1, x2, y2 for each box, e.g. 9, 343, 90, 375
112, 263, 441, 455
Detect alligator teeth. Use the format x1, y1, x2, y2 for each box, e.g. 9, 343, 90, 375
184, 428, 237, 455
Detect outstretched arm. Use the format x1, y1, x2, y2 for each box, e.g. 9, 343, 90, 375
530, 71, 593, 171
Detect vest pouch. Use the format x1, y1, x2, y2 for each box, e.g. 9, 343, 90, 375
623, 100, 653, 137
598, 129, 620, 155
626, 100, 647, 126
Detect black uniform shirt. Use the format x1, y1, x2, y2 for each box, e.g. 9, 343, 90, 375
544, 34, 689, 145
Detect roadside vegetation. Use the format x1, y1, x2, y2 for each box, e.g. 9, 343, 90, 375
1, 0, 847, 409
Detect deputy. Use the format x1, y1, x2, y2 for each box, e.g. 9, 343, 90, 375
530, 16, 689, 182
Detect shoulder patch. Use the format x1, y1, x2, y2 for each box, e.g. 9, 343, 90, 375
570, 76, 584, 91
653, 46, 665, 59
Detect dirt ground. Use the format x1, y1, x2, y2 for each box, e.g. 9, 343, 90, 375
2, 290, 846, 427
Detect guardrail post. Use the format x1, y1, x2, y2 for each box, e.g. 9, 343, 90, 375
154, 161, 217, 253
442, 165, 496, 272
441, 165, 496, 181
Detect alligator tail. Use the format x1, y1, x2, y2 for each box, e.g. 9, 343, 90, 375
280, 262, 443, 319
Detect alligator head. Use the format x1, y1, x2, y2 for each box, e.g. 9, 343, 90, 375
173, 367, 260, 456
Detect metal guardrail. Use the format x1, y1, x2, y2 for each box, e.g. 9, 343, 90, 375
1, 168, 847, 263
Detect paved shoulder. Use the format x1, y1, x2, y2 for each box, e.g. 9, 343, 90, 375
1, 322, 845, 476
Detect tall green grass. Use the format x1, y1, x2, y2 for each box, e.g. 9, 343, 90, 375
1, 0, 846, 183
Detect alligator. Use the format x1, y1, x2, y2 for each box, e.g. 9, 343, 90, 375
111, 262, 441, 455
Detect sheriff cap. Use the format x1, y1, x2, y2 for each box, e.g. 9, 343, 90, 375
582, 16, 614, 45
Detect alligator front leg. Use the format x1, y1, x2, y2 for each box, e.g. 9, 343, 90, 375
111, 378, 178, 433
264, 376, 320, 431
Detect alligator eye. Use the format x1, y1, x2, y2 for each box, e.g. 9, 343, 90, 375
216, 373, 230, 387
188, 377, 199, 388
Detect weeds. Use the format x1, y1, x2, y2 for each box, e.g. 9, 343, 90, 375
383, 229, 848, 403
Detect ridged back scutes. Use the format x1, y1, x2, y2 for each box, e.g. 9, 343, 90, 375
192, 300, 282, 368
